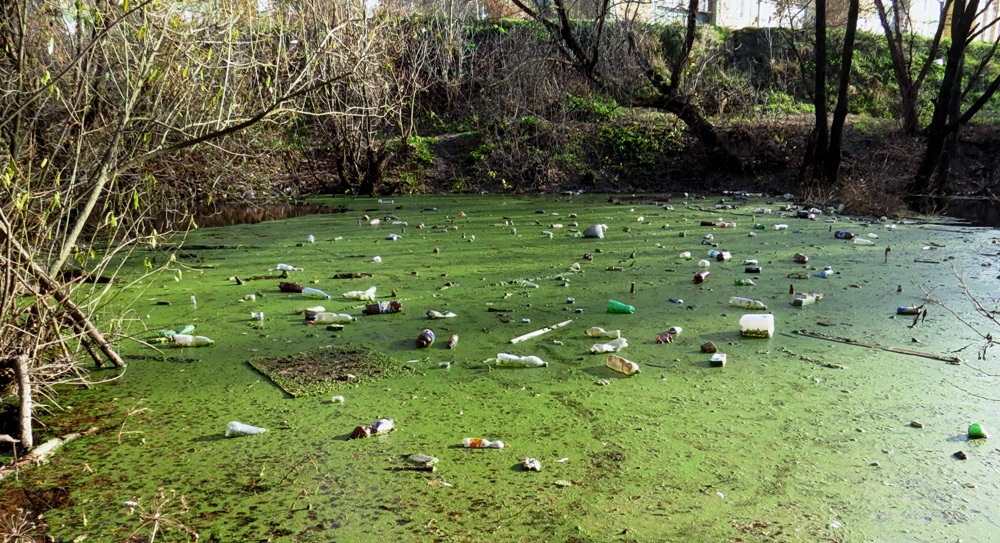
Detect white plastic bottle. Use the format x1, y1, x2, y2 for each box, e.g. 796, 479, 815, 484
495, 353, 548, 367
276, 263, 302, 271
301, 287, 331, 299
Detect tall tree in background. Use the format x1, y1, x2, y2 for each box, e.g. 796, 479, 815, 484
873, 0, 953, 135
511, 0, 744, 171
910, 0, 1000, 201
806, 0, 860, 183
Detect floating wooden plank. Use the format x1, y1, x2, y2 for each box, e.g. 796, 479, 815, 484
510, 319, 573, 344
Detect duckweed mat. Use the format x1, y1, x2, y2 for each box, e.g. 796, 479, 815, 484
248, 346, 407, 396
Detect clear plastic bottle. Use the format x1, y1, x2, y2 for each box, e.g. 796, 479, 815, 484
590, 337, 629, 354
301, 287, 331, 299
586, 327, 621, 339
495, 353, 547, 367
606, 355, 640, 375
343, 286, 377, 301
276, 263, 302, 271
307, 312, 354, 324
729, 297, 768, 310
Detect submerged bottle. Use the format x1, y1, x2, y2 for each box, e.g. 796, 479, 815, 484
495, 353, 548, 367
605, 355, 640, 376
364, 301, 402, 315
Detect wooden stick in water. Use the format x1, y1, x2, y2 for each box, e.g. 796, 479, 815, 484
510, 319, 573, 344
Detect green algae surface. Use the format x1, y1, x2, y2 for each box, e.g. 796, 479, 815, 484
6, 194, 1000, 542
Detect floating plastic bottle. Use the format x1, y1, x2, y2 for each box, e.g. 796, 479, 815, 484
372, 418, 395, 434
794, 252, 809, 264
834, 231, 855, 239
416, 329, 435, 348
734, 278, 756, 286
170, 334, 214, 347
697, 259, 711, 268
295, 305, 326, 314
343, 286, 377, 301
707, 249, 720, 258
605, 355, 640, 375
301, 287, 331, 299
716, 251, 732, 262
276, 263, 302, 271
225, 421, 267, 437
792, 293, 823, 307
426, 309, 456, 319
968, 423, 989, 439
774, 224, 788, 230
586, 327, 621, 339
279, 282, 304, 293
896, 305, 925, 315
607, 299, 635, 314
463, 437, 507, 448
307, 235, 315, 243
815, 266, 833, 279
447, 334, 459, 349
590, 337, 629, 354
739, 314, 775, 338
854, 238, 875, 245
693, 271, 710, 284
743, 259, 759, 265
679, 251, 692, 259
364, 301, 402, 315
495, 353, 547, 367
730, 297, 768, 310
307, 312, 353, 324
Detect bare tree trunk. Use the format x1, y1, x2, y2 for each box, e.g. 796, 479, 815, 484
14, 355, 32, 450
825, 0, 860, 183
811, 0, 829, 172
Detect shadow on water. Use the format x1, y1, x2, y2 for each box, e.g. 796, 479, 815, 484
936, 196, 1000, 227
153, 202, 349, 230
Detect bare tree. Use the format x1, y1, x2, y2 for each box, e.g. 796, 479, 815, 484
511, 0, 744, 171
873, 0, 953, 135
0, 0, 356, 452
909, 0, 1000, 202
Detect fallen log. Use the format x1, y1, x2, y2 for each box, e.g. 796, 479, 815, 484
0, 427, 98, 482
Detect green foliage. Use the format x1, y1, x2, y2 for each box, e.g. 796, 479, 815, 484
598, 122, 664, 168
756, 91, 814, 116
564, 93, 620, 122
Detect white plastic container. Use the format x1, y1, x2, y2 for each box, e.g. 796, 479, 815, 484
697, 259, 711, 268
739, 314, 775, 338
277, 263, 302, 271
679, 251, 692, 260
343, 286, 377, 301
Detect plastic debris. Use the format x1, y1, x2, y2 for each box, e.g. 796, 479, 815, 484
343, 286, 377, 301
586, 327, 621, 339
590, 337, 629, 354
606, 354, 640, 375
225, 421, 267, 437
495, 353, 548, 367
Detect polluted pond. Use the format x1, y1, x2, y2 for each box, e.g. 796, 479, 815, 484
4, 194, 1000, 542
